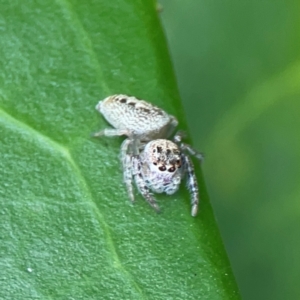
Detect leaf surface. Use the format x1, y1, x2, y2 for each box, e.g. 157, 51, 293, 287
0, 1, 239, 299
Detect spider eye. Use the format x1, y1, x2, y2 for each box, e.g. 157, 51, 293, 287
168, 166, 176, 172
119, 98, 127, 103
159, 166, 166, 171
157, 146, 162, 153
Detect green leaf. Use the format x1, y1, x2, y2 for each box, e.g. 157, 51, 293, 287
0, 1, 239, 299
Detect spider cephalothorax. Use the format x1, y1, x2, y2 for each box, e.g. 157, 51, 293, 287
141, 139, 183, 194
131, 138, 200, 216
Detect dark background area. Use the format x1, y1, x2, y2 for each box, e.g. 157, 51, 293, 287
160, 1, 300, 299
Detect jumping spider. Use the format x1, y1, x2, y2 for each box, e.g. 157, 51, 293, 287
94, 94, 203, 216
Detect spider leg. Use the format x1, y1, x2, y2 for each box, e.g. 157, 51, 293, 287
164, 116, 179, 138
173, 130, 187, 142
174, 131, 204, 162
180, 143, 204, 162
183, 154, 199, 217
132, 156, 160, 213
92, 128, 130, 137
120, 139, 135, 202
130, 136, 141, 156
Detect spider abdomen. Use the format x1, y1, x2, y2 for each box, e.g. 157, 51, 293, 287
96, 94, 178, 141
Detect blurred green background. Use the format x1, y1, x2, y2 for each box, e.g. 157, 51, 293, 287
159, 1, 300, 299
